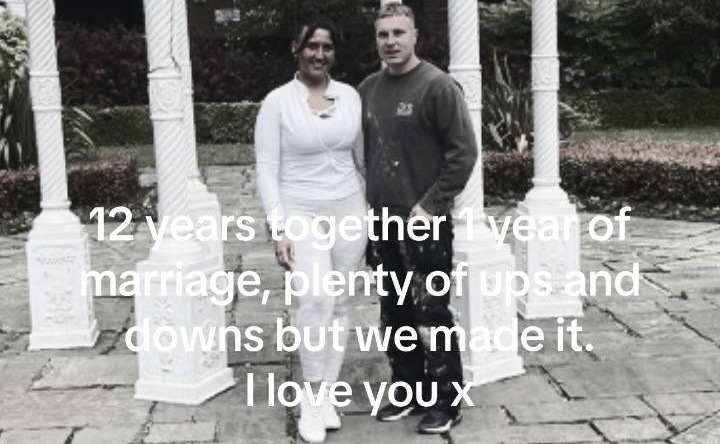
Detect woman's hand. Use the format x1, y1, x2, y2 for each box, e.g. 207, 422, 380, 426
274, 234, 294, 270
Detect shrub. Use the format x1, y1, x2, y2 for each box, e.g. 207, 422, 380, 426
482, 53, 532, 153
0, 11, 35, 170
480, 0, 720, 91
57, 21, 148, 106
565, 89, 720, 128
194, 102, 261, 144
1, 13, 97, 170
84, 102, 261, 146
0, 155, 139, 214
82, 105, 153, 146
483, 141, 720, 207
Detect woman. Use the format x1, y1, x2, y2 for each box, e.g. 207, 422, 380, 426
254, 19, 366, 444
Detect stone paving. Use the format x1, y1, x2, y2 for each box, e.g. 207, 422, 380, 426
1, 165, 719, 444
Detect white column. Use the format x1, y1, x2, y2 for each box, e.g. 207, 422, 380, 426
24, 0, 98, 350
380, 0, 401, 5
449, 0, 524, 385
134, 0, 234, 405
4, 0, 26, 17
171, 0, 224, 271
514, 0, 582, 318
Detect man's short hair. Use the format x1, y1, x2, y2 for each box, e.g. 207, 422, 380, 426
376, 3, 415, 24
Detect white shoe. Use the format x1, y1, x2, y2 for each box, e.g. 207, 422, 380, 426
299, 395, 326, 443
321, 398, 341, 430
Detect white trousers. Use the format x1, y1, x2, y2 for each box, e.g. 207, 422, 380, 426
284, 190, 367, 383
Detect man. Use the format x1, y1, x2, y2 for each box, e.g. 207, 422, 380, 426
358, 3, 478, 435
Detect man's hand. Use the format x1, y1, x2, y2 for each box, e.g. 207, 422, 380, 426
274, 234, 294, 270
410, 203, 433, 220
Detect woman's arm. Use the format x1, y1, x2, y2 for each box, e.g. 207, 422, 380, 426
254, 92, 285, 233
254, 92, 294, 269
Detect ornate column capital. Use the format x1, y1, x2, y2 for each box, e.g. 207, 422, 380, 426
148, 71, 183, 121
531, 55, 559, 92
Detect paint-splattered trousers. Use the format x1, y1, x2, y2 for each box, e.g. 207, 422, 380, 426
367, 216, 463, 413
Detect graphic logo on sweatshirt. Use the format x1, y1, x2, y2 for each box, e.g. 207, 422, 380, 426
396, 102, 414, 116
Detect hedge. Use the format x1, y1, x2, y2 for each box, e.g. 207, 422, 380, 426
83, 102, 260, 146
483, 151, 720, 207
81, 88, 720, 148
564, 88, 720, 129
0, 155, 139, 214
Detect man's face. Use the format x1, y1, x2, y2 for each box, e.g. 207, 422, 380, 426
375, 15, 417, 70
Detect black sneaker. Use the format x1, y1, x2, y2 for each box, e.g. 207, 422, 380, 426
375, 402, 424, 422
416, 409, 462, 434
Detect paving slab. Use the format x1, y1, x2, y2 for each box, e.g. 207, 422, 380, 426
678, 310, 720, 344
94, 297, 133, 331
325, 414, 441, 444
671, 412, 720, 444
466, 373, 565, 406
151, 366, 288, 443
593, 417, 671, 442
227, 321, 286, 365
145, 421, 217, 443
0, 283, 30, 332
657, 297, 720, 313
31, 355, 137, 389
518, 328, 598, 367
0, 428, 71, 444
644, 392, 720, 416
506, 397, 654, 423
451, 423, 603, 444
71, 426, 140, 444
665, 415, 706, 432
0, 355, 50, 395
547, 357, 719, 398
0, 388, 151, 429
580, 330, 718, 361
0, 332, 29, 355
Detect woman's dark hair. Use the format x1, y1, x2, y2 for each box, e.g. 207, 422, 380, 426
292, 18, 339, 54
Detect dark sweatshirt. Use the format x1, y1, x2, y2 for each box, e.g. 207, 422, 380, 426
358, 61, 478, 217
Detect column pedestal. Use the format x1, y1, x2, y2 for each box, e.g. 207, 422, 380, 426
455, 226, 525, 385
515, 0, 583, 319
514, 187, 583, 319
27, 208, 98, 349
448, 0, 524, 384
187, 180, 225, 271
134, 243, 235, 405
24, 0, 97, 350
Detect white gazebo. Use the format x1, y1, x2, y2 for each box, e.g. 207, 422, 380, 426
13, 0, 580, 402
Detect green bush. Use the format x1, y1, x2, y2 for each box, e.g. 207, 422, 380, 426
0, 11, 35, 170
483, 150, 720, 207
482, 53, 532, 153
480, 0, 720, 91
85, 86, 720, 146
0, 155, 138, 214
82, 105, 153, 146
85, 102, 261, 146
194, 102, 261, 145
565, 89, 720, 128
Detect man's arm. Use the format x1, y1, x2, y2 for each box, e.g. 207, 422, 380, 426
418, 80, 478, 215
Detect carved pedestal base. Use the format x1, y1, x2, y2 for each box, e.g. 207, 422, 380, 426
514, 188, 583, 319
454, 228, 525, 385
134, 244, 235, 405
187, 179, 225, 271
26, 208, 98, 350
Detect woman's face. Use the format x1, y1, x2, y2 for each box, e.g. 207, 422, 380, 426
295, 28, 335, 82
